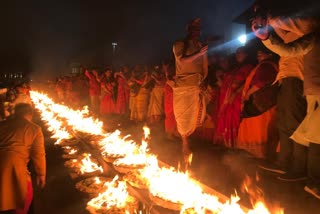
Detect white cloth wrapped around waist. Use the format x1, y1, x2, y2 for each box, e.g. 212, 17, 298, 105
175, 73, 203, 87
173, 86, 206, 137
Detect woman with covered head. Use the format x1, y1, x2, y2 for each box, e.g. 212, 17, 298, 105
237, 46, 279, 160
129, 65, 152, 122
172, 18, 208, 160
99, 67, 117, 116
147, 64, 166, 124
114, 66, 131, 115
215, 46, 254, 147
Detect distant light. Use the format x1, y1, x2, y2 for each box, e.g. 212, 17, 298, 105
238, 35, 247, 44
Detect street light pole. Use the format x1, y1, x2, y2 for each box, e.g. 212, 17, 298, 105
112, 42, 117, 56
111, 42, 118, 66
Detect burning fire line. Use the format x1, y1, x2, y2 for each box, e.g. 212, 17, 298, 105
30, 91, 283, 214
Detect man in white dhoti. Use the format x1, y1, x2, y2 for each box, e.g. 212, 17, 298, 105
173, 18, 208, 160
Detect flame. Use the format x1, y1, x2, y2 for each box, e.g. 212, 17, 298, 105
30, 91, 72, 144
87, 175, 136, 212
142, 164, 204, 205
79, 154, 103, 174
30, 91, 104, 135
63, 146, 77, 154
113, 139, 154, 167
143, 126, 150, 140
241, 176, 284, 214
68, 148, 78, 155
99, 130, 142, 158
188, 153, 193, 165
184, 153, 193, 172
114, 154, 157, 168
95, 177, 101, 184
30, 91, 283, 214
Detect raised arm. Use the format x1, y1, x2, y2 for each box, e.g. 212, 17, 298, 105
262, 32, 315, 57
173, 41, 208, 63
251, 17, 315, 57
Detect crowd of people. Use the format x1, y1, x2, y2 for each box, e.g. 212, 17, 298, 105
44, 1, 319, 201
0, 0, 319, 213
0, 82, 32, 120
42, 45, 276, 158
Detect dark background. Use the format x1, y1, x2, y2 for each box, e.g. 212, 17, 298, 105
0, 0, 255, 79
1, 0, 319, 80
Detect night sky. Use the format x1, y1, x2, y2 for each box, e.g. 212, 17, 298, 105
1, 0, 255, 79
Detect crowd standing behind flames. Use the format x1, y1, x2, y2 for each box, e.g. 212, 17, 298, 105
0, 1, 319, 207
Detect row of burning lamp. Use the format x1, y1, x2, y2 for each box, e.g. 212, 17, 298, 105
30, 91, 283, 214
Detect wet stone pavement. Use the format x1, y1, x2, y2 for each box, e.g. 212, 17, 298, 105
29, 115, 320, 214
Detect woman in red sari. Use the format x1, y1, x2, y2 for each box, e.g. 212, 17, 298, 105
100, 68, 116, 116
215, 47, 254, 147
114, 66, 131, 115
207, 69, 225, 142
237, 48, 279, 160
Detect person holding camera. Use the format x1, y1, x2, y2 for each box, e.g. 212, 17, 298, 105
250, 2, 308, 178
251, 0, 320, 199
